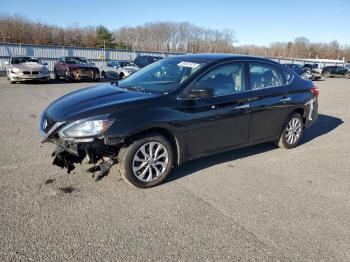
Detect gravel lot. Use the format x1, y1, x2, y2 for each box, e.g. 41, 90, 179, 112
0, 77, 349, 261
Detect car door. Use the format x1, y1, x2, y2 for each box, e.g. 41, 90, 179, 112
337, 66, 347, 77
183, 62, 251, 157
330, 66, 337, 76
247, 62, 293, 143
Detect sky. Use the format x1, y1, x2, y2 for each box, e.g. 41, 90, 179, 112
1, 0, 350, 46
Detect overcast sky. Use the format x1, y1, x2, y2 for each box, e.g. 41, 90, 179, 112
1, 0, 350, 46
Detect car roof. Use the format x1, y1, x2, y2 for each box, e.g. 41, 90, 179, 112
166, 53, 278, 64
137, 55, 163, 58
11, 56, 38, 58
64, 56, 87, 58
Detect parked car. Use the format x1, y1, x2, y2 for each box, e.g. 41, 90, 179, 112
54, 56, 100, 81
321, 66, 350, 78
283, 63, 307, 75
283, 63, 321, 81
40, 54, 319, 188
99, 60, 139, 79
134, 55, 163, 68
5, 56, 50, 84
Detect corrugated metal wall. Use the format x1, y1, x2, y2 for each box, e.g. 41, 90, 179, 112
0, 42, 345, 72
0, 43, 181, 72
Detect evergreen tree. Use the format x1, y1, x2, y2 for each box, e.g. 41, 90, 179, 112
95, 25, 114, 48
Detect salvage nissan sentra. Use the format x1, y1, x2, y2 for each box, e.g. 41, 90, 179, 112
40, 54, 319, 188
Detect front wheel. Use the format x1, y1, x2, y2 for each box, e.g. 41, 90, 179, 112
54, 70, 60, 80
117, 133, 174, 188
276, 113, 304, 149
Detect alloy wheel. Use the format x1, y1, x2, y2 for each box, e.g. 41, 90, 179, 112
285, 117, 302, 145
132, 142, 169, 182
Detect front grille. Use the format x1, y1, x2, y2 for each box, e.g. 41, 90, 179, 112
32, 71, 39, 75
23, 71, 30, 74
44, 115, 56, 133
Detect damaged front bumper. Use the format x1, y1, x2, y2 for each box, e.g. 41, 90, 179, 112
40, 114, 123, 179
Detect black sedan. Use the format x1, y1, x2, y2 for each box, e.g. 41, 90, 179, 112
40, 54, 319, 188
322, 66, 350, 78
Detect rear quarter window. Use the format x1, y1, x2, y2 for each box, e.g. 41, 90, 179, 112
249, 63, 288, 89
280, 68, 293, 85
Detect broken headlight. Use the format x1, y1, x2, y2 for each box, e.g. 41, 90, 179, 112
58, 115, 114, 138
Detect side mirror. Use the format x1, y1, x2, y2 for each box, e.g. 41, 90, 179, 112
43, 62, 48, 66
187, 86, 214, 99
91, 62, 95, 65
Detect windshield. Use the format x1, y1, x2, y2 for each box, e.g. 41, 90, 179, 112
118, 59, 206, 93
66, 57, 90, 64
119, 61, 137, 67
11, 57, 42, 64
108, 61, 120, 67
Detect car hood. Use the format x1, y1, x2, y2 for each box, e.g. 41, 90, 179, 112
12, 62, 45, 71
123, 66, 139, 73
46, 83, 159, 122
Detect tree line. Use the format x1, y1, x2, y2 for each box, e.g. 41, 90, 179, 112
0, 15, 349, 61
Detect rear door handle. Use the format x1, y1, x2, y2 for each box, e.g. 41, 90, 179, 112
235, 103, 250, 109
280, 97, 291, 103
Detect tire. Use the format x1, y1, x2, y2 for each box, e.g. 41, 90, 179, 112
276, 113, 304, 149
54, 70, 60, 80
323, 72, 331, 78
117, 133, 174, 188
345, 73, 350, 79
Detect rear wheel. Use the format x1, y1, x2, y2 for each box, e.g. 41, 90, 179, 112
345, 72, 350, 79
117, 133, 174, 188
276, 113, 304, 149
323, 72, 331, 78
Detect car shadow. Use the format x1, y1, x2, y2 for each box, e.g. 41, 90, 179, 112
302, 114, 343, 144
166, 114, 343, 183
11, 78, 112, 85
48, 78, 112, 84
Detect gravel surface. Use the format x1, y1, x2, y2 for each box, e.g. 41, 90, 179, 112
0, 77, 349, 261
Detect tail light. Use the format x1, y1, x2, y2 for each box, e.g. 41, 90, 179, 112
311, 86, 319, 97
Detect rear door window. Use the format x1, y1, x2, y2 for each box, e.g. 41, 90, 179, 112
248, 63, 285, 90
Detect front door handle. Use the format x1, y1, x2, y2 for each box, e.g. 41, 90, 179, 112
235, 103, 250, 109
280, 97, 291, 103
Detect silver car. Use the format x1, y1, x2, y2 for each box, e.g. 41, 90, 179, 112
99, 60, 139, 79
5, 56, 50, 83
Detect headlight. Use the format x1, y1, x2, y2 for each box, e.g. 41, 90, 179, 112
40, 67, 49, 74
11, 68, 21, 74
58, 115, 115, 138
